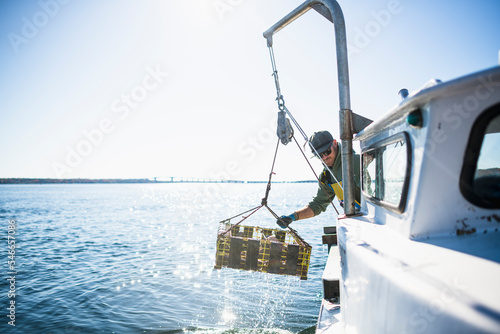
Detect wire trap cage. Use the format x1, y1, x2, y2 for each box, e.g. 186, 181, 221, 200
214, 221, 312, 280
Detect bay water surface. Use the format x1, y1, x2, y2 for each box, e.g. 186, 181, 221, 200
0, 183, 338, 333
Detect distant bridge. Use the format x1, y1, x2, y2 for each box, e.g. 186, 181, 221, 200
151, 177, 247, 183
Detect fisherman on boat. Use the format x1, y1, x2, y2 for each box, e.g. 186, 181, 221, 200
277, 130, 361, 228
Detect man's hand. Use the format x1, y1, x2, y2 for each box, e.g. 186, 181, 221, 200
276, 213, 297, 229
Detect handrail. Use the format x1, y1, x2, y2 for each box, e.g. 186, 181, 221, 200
263, 0, 357, 215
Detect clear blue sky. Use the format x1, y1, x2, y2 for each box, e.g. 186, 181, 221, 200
1, 0, 499, 181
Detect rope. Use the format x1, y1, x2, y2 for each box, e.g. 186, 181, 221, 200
217, 137, 310, 248
217, 138, 281, 237
219, 204, 263, 236
261, 139, 280, 206
284, 106, 342, 187
264, 202, 311, 248
218, 45, 340, 246
283, 106, 308, 143
219, 205, 263, 225
268, 43, 342, 188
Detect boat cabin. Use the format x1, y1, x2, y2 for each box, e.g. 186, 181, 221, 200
357, 67, 500, 240
329, 66, 500, 333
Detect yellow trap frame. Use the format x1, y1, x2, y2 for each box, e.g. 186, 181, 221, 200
214, 221, 312, 280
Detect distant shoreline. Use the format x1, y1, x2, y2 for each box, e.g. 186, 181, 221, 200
0, 178, 317, 185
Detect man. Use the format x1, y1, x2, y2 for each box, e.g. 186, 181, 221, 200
277, 130, 361, 228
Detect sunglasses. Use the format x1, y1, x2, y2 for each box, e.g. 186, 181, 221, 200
318, 146, 332, 158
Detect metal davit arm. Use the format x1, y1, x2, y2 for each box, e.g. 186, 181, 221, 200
263, 0, 356, 216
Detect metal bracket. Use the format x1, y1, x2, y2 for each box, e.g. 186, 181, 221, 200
352, 112, 373, 134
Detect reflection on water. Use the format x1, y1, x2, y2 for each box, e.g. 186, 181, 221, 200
0, 183, 334, 333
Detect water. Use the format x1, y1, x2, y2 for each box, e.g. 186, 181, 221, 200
0, 183, 336, 333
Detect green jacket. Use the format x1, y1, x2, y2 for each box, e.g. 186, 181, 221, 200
307, 144, 361, 216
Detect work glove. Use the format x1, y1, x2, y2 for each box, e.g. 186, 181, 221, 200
277, 213, 296, 229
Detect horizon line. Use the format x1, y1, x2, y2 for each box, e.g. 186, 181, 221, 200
0, 177, 317, 185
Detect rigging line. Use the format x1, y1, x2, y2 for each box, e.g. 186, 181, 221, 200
259, 136, 311, 247
262, 138, 281, 204
267, 41, 341, 214
292, 136, 340, 215
265, 204, 311, 248
284, 107, 309, 142
268, 45, 285, 110
219, 205, 263, 224
262, 138, 311, 247
220, 139, 280, 236
220, 138, 280, 228
268, 46, 280, 96
261, 138, 280, 206
283, 106, 308, 142
219, 205, 263, 236
282, 106, 342, 187
267, 40, 339, 186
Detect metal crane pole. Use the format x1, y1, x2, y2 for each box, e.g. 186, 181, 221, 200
263, 0, 356, 216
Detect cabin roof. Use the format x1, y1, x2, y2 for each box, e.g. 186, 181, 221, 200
356, 66, 500, 142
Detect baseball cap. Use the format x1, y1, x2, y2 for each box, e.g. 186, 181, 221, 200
309, 131, 333, 156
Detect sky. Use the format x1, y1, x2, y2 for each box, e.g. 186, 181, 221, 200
1, 0, 499, 181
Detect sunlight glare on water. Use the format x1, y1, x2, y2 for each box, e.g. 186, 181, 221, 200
220, 307, 237, 323
0, 183, 332, 333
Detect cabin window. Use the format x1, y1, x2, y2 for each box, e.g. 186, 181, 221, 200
460, 104, 500, 208
362, 133, 411, 213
